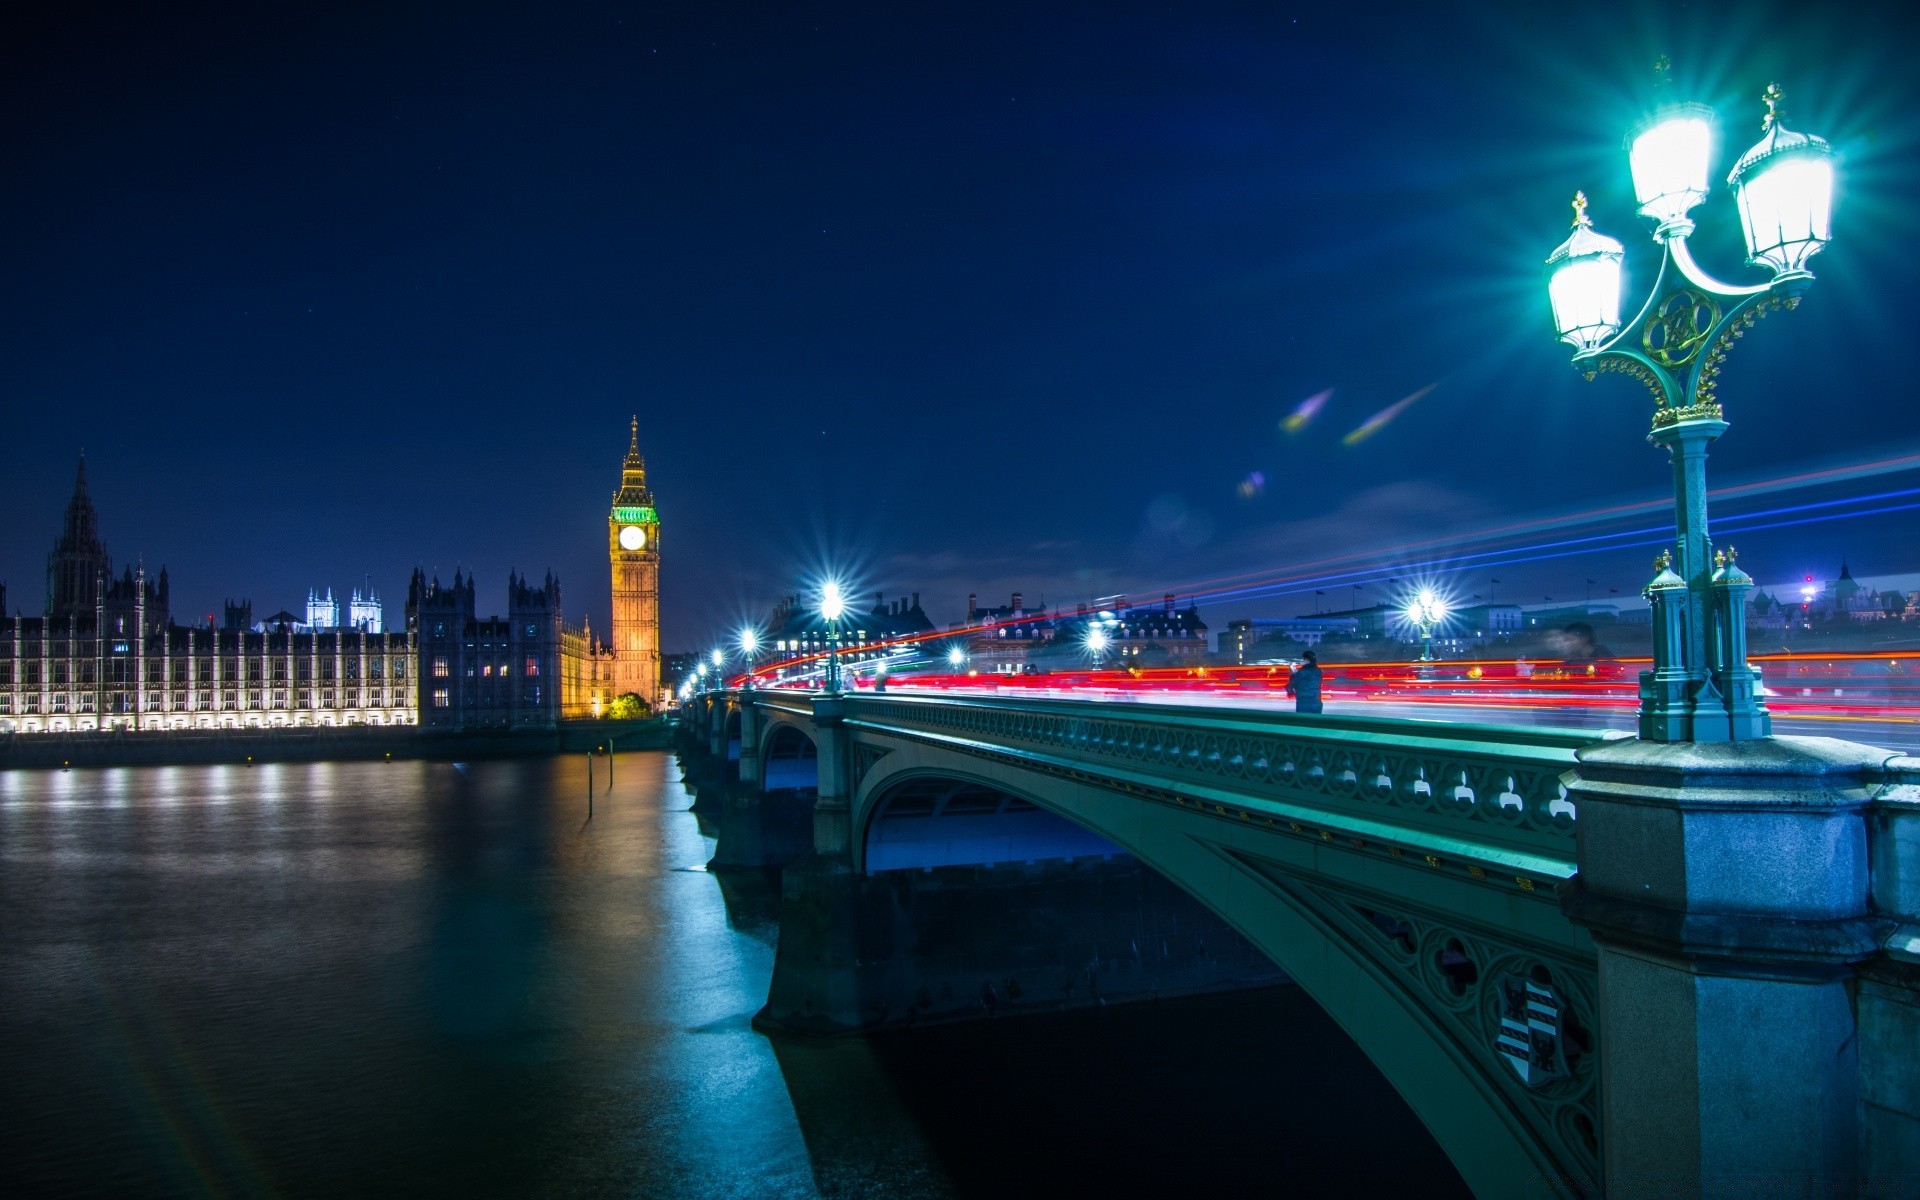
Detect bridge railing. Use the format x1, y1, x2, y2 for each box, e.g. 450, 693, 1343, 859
824, 690, 1621, 870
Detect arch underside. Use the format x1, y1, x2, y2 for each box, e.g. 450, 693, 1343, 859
865, 775, 1127, 871
851, 735, 1599, 1200
760, 718, 819, 792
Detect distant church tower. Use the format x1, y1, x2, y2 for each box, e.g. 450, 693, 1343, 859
608, 417, 661, 706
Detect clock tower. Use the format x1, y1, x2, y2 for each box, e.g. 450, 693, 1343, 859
608, 417, 661, 707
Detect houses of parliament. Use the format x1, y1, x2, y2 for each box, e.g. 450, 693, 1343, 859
0, 425, 664, 734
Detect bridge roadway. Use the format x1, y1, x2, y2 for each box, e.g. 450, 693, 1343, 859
692, 686, 1920, 1199
946, 687, 1920, 754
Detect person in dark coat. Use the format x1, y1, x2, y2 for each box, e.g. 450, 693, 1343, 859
1287, 650, 1323, 714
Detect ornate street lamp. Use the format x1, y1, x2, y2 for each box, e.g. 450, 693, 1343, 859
1403, 589, 1449, 662
819, 581, 845, 693
1545, 73, 1832, 742
1085, 622, 1111, 669
739, 628, 760, 689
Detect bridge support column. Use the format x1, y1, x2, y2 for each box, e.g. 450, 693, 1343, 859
809, 695, 851, 860
756, 857, 1288, 1036
1562, 736, 1891, 1197
1863, 761, 1920, 1192
736, 696, 762, 786
707, 699, 727, 757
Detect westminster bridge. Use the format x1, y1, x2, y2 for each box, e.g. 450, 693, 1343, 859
679, 686, 1920, 1199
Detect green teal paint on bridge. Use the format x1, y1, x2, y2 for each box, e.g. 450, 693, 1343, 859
686, 687, 1920, 1199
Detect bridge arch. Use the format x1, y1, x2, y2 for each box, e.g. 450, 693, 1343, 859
849, 736, 1589, 1198
722, 707, 742, 762
863, 768, 1126, 872
759, 720, 819, 793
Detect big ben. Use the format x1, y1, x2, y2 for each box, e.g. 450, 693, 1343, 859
609, 417, 662, 706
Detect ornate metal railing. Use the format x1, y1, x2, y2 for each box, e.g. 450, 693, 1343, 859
837, 692, 1619, 868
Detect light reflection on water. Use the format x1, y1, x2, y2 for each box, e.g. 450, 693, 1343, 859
0, 752, 1462, 1198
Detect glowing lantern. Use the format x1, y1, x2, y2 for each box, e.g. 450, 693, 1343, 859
1629, 105, 1715, 228
1545, 192, 1625, 351
1728, 84, 1832, 279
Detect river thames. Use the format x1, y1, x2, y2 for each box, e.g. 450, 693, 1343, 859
0, 753, 1465, 1198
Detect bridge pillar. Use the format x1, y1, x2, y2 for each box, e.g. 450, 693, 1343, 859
809, 695, 851, 859
1562, 736, 1892, 1197
736, 695, 762, 786
707, 698, 728, 757
1863, 759, 1920, 1193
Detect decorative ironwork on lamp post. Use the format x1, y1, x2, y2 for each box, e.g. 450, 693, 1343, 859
1545, 71, 1833, 742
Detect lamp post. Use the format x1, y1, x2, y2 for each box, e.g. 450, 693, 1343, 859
1403, 589, 1448, 662
946, 645, 966, 672
820, 581, 845, 693
1085, 622, 1111, 670
1546, 73, 1831, 742
739, 629, 759, 689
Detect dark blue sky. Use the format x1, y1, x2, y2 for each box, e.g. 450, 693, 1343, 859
4, 1, 1916, 647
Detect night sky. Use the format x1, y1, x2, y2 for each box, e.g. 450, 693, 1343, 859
4, 1, 1917, 649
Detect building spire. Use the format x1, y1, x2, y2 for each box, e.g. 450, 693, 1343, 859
614, 415, 653, 506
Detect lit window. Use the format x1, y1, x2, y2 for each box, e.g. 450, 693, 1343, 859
483, 663, 493, 677
433, 656, 449, 678
525, 657, 539, 676
432, 688, 449, 708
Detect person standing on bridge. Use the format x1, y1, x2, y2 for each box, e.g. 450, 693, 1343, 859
1287, 651, 1323, 714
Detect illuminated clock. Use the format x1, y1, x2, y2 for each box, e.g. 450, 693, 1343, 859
619, 525, 647, 551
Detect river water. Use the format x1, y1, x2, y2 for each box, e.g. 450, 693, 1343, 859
0, 753, 1466, 1198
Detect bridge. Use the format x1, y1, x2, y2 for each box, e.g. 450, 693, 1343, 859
682, 686, 1920, 1199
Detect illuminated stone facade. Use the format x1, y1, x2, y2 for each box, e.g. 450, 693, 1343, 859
608, 418, 663, 708
0, 604, 417, 734
1, 460, 415, 732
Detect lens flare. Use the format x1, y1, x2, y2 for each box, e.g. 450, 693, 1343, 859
1282, 388, 1331, 434
1342, 383, 1437, 446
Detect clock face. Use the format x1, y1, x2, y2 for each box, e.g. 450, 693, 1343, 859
619, 525, 647, 551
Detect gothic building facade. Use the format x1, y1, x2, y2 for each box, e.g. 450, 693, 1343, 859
608, 418, 663, 707
0, 458, 416, 733
409, 568, 614, 730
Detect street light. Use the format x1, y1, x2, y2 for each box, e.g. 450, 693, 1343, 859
1403, 589, 1449, 662
946, 645, 965, 670
820, 581, 845, 693
739, 628, 760, 688
1545, 72, 1832, 743
1085, 622, 1111, 669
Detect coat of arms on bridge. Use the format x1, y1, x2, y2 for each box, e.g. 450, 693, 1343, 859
1495, 972, 1573, 1088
